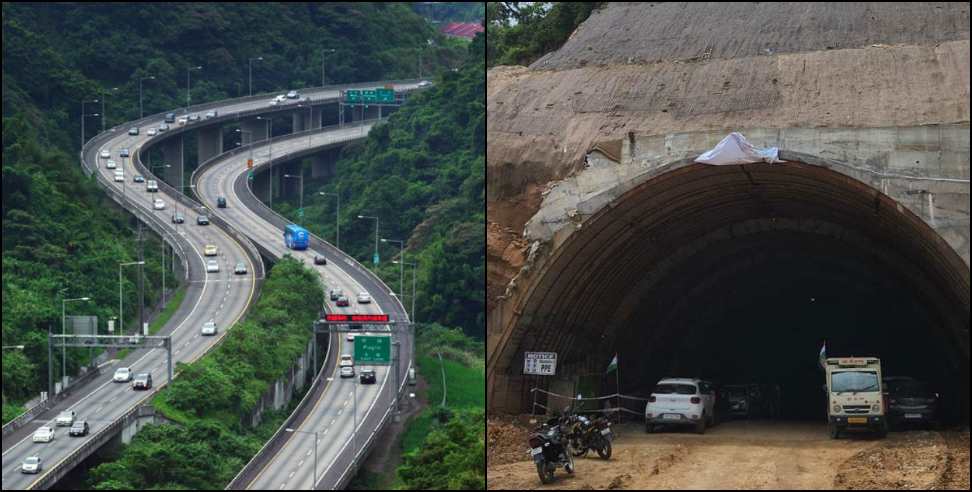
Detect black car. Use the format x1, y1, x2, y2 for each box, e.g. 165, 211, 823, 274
884, 377, 939, 429
314, 255, 327, 265
217, 196, 227, 208
359, 368, 377, 384
69, 421, 90, 437
133, 373, 153, 390
723, 385, 751, 419
171, 213, 185, 224
197, 215, 210, 225
133, 175, 145, 183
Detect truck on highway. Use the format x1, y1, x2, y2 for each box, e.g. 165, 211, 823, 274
824, 357, 887, 439
284, 224, 309, 250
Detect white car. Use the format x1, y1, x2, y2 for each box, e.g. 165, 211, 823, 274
157, 123, 169, 132
177, 116, 188, 126
275, 94, 287, 103
32, 426, 55, 443
340, 366, 355, 378
339, 354, 353, 367
286, 90, 299, 99
268, 99, 279, 106
205, 110, 218, 119
146, 180, 159, 192
147, 128, 158, 136
206, 260, 219, 273
645, 378, 718, 434
105, 159, 117, 169
21, 456, 42, 474
113, 367, 132, 382
114, 170, 125, 182
100, 149, 111, 159
417, 80, 431, 87
55, 410, 76, 426
201, 320, 217, 336
347, 333, 355, 342
204, 244, 218, 256
153, 198, 165, 210
128, 127, 139, 136
356, 292, 371, 304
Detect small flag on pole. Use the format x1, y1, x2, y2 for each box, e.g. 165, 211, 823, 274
818, 341, 827, 370
606, 353, 618, 374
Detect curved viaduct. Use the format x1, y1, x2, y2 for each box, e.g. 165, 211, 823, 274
487, 126, 970, 420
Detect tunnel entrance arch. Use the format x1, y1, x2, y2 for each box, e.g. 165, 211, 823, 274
490, 157, 969, 422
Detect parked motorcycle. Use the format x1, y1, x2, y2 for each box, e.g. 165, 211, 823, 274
566, 413, 613, 459
528, 416, 575, 484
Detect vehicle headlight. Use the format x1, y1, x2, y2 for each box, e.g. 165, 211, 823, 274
832, 404, 841, 413
871, 404, 881, 413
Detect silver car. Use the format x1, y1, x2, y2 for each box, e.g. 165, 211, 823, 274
206, 260, 219, 273
21, 456, 42, 474
201, 321, 217, 336
356, 292, 371, 304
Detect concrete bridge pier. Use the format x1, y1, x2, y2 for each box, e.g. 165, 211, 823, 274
310, 152, 337, 179
240, 118, 269, 144
159, 137, 184, 188
198, 125, 223, 164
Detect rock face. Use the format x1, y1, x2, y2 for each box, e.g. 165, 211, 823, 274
486, 1, 971, 313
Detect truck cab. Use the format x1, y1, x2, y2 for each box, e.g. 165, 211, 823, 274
825, 357, 887, 439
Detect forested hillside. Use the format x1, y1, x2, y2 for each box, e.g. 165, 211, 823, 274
2, 2, 465, 420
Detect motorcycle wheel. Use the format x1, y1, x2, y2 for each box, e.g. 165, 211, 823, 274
569, 439, 588, 457
537, 462, 554, 484
565, 453, 575, 474
596, 439, 613, 459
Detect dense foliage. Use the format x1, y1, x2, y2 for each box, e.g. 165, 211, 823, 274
273, 33, 485, 340
412, 2, 485, 24
88, 257, 322, 489
487, 2, 604, 67
398, 408, 485, 490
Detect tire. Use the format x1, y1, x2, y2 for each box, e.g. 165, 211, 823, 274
829, 422, 840, 439
645, 422, 654, 433
564, 452, 575, 474
537, 462, 553, 484
570, 440, 588, 457
876, 421, 888, 438
596, 440, 613, 459
695, 416, 706, 435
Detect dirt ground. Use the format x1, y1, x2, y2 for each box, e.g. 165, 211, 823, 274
486, 419, 970, 490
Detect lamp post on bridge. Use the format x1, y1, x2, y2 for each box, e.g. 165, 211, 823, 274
318, 192, 340, 249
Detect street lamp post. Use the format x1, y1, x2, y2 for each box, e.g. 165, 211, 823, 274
284, 428, 320, 487
139, 75, 155, 119
318, 192, 340, 249
382, 238, 405, 302
186, 66, 202, 113
62, 295, 90, 388
283, 173, 304, 226
257, 116, 273, 207
322, 48, 336, 86
394, 260, 418, 323
119, 261, 145, 336
248, 56, 263, 96
357, 215, 379, 266
102, 87, 118, 133
80, 98, 99, 148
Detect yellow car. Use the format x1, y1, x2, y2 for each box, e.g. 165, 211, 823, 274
204, 244, 218, 256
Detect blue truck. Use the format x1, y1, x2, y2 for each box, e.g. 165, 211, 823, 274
284, 224, 309, 250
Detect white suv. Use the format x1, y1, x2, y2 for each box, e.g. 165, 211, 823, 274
645, 378, 717, 434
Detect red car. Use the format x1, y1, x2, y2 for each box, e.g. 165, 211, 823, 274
336, 295, 350, 307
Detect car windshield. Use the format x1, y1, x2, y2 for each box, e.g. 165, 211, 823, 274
72, 422, 83, 428
831, 371, 880, 393
25, 457, 39, 464
889, 380, 932, 397
653, 384, 697, 395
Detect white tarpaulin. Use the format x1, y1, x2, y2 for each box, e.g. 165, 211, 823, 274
694, 132, 783, 165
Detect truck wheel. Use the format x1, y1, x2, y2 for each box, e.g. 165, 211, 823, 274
877, 421, 888, 438
829, 422, 840, 439
695, 416, 706, 434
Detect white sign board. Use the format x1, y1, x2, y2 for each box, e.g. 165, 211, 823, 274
523, 352, 557, 376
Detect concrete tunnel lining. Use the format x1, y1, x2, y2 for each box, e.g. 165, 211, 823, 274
498, 158, 970, 418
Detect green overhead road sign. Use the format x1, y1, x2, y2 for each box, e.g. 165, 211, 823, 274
376, 88, 395, 103
362, 89, 377, 103
297, 208, 304, 218
354, 335, 390, 364
373, 252, 379, 266
345, 90, 362, 103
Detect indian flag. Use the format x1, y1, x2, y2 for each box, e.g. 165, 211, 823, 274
818, 341, 827, 370
606, 353, 618, 374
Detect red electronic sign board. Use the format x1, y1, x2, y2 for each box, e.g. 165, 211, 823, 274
324, 313, 390, 323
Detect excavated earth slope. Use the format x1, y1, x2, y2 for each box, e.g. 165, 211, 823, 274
486, 2, 971, 312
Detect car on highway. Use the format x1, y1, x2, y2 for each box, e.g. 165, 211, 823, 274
114, 170, 125, 182
171, 213, 185, 224
146, 180, 159, 192
217, 196, 227, 208
336, 295, 350, 307
128, 127, 139, 136
32, 426, 55, 443
329, 288, 343, 301
347, 333, 355, 342
201, 320, 217, 336
21, 456, 42, 474
275, 94, 287, 103
357, 292, 371, 304
177, 116, 188, 126
339, 354, 353, 367
206, 260, 220, 273
55, 410, 76, 426
119, 148, 130, 157
408, 367, 416, 386
359, 368, 377, 384
188, 114, 200, 123
205, 110, 218, 119
268, 98, 279, 106
157, 123, 169, 132
204, 244, 218, 256
314, 255, 327, 265
286, 90, 299, 99
340, 366, 355, 378
234, 261, 247, 275
884, 376, 940, 429
147, 128, 157, 136
164, 112, 176, 123
133, 373, 153, 390
153, 198, 166, 210
133, 174, 145, 183
197, 215, 210, 225
113, 366, 132, 382
645, 378, 717, 434
105, 159, 117, 169
69, 420, 90, 437
100, 149, 111, 159
417, 80, 431, 87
